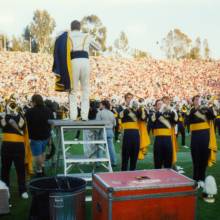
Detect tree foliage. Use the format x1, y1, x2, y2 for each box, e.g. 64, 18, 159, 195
161, 29, 192, 59
132, 49, 150, 59
113, 31, 129, 57
10, 36, 28, 51
81, 15, 107, 55
188, 37, 201, 59
30, 10, 56, 53
114, 31, 129, 51
203, 38, 210, 59
22, 25, 38, 52
0, 34, 9, 51
161, 29, 211, 60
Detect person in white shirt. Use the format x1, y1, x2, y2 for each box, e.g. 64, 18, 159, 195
68, 20, 100, 120
96, 100, 117, 166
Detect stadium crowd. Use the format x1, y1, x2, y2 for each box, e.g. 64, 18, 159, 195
0, 52, 220, 103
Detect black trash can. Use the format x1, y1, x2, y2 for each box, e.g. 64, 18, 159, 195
29, 176, 86, 220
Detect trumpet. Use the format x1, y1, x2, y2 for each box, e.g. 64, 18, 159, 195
6, 100, 21, 115
180, 104, 191, 115
181, 105, 187, 113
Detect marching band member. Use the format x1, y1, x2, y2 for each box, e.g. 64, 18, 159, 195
214, 99, 220, 136
151, 99, 178, 169
69, 20, 100, 120
53, 20, 100, 121
120, 93, 141, 171
189, 95, 217, 188
0, 96, 32, 199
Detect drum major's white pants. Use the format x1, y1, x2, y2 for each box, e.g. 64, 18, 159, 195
69, 58, 90, 120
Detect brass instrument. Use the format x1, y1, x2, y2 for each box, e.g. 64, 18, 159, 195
181, 105, 187, 113
180, 104, 191, 115
129, 99, 139, 111
5, 94, 22, 115
6, 100, 20, 115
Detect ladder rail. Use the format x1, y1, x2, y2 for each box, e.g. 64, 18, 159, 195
61, 126, 67, 175
52, 121, 113, 177
103, 126, 113, 172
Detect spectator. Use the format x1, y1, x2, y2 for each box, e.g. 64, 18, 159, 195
25, 94, 53, 177
96, 100, 117, 166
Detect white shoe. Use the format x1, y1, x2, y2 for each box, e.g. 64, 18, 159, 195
183, 145, 189, 149
178, 170, 185, 174
176, 166, 183, 170
203, 194, 215, 203
21, 192, 29, 199
117, 140, 120, 143
74, 138, 78, 141
197, 181, 205, 189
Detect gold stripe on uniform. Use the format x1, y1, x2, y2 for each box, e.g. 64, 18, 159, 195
67, 33, 73, 90
179, 116, 184, 122
122, 122, 139, 130
190, 122, 210, 131
2, 133, 24, 142
153, 128, 172, 136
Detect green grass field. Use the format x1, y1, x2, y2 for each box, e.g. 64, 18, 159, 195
0, 131, 220, 220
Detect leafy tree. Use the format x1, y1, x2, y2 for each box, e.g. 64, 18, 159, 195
188, 37, 201, 59
114, 31, 129, 56
10, 36, 27, 51
132, 49, 150, 59
30, 10, 56, 53
22, 25, 38, 52
203, 38, 210, 59
114, 31, 129, 51
161, 29, 192, 59
81, 15, 107, 55
0, 34, 10, 51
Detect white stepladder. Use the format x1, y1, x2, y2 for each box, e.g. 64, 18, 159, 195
48, 120, 113, 182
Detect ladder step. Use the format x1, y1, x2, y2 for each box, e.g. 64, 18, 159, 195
66, 158, 110, 163
86, 196, 92, 202
64, 140, 106, 145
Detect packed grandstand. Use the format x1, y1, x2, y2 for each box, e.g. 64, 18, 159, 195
0, 51, 220, 104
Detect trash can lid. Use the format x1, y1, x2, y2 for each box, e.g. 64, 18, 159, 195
29, 176, 86, 193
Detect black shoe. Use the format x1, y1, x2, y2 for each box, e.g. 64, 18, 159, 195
35, 172, 44, 178
42, 167, 46, 176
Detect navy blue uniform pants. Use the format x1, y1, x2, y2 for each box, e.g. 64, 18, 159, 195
154, 136, 173, 169
121, 129, 140, 171
1, 142, 27, 195
191, 129, 210, 181
215, 118, 220, 136
177, 122, 186, 146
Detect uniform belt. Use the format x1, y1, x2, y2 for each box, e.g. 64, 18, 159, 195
2, 133, 24, 143
216, 116, 220, 119
179, 117, 184, 122
71, 51, 89, 59
122, 122, 139, 130
153, 128, 172, 136
190, 122, 210, 131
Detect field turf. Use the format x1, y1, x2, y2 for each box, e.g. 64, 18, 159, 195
0, 131, 219, 220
